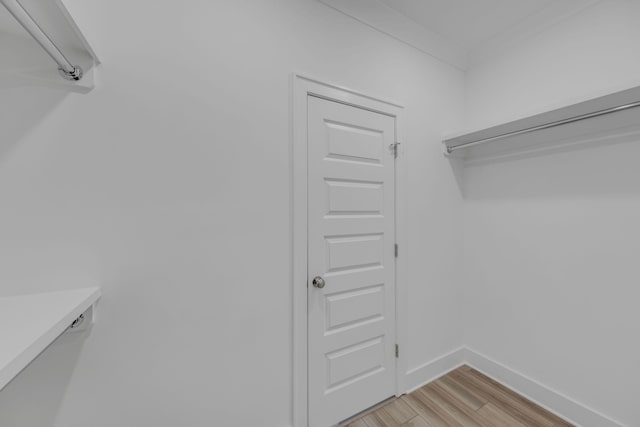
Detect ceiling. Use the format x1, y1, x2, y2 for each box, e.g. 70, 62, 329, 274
377, 0, 590, 51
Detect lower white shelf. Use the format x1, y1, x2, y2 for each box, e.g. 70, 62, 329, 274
0, 287, 101, 392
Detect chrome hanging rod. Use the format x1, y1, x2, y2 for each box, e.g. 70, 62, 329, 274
1, 0, 82, 81
446, 100, 640, 154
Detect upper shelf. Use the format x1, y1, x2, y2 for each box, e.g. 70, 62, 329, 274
0, 0, 99, 92
0, 287, 100, 392
443, 85, 640, 160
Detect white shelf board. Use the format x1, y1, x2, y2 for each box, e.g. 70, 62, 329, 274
0, 287, 100, 392
0, 0, 99, 92
444, 85, 640, 159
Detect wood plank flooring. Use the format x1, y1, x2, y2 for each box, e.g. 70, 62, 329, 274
342, 366, 574, 427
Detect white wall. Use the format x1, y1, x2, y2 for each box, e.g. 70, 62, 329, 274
463, 1, 640, 426
465, 0, 640, 130
0, 1, 465, 426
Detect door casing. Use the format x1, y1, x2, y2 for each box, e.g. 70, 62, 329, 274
292, 74, 408, 427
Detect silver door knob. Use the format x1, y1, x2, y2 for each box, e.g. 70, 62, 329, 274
312, 276, 325, 289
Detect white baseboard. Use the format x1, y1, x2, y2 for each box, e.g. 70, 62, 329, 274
403, 347, 465, 393
401, 347, 624, 427
463, 348, 625, 427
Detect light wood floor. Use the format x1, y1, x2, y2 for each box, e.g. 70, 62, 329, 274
342, 366, 574, 427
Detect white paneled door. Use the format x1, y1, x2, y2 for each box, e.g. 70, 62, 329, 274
307, 95, 397, 427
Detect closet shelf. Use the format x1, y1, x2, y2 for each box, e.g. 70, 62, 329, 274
443, 85, 640, 159
0, 287, 100, 392
0, 0, 99, 92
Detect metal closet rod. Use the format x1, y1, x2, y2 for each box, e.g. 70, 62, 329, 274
446, 100, 640, 154
1, 0, 82, 81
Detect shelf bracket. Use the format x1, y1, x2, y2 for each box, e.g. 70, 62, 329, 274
69, 313, 85, 329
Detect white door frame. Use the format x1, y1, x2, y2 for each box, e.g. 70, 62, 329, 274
292, 74, 408, 427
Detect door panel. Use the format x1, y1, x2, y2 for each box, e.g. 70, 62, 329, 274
325, 284, 384, 331
308, 95, 396, 427
325, 121, 385, 163
325, 179, 384, 216
325, 336, 386, 390
326, 233, 384, 272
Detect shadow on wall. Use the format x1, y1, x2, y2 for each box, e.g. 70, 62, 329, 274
456, 130, 640, 200
0, 39, 80, 424
0, 33, 70, 160
0, 332, 88, 426
446, 155, 466, 197
0, 86, 67, 163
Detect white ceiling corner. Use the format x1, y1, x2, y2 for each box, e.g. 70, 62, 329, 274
317, 0, 600, 71
378, 0, 558, 51
467, 0, 603, 66
317, 0, 470, 70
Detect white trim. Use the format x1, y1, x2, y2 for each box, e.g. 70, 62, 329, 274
379, 346, 626, 427
403, 347, 466, 393
316, 0, 468, 71
393, 101, 409, 397
463, 348, 625, 427
291, 74, 407, 427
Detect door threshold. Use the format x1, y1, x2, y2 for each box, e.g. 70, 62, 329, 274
338, 396, 397, 426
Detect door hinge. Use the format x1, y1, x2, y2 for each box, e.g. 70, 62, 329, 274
395, 344, 399, 358
390, 142, 400, 158
394, 244, 398, 258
